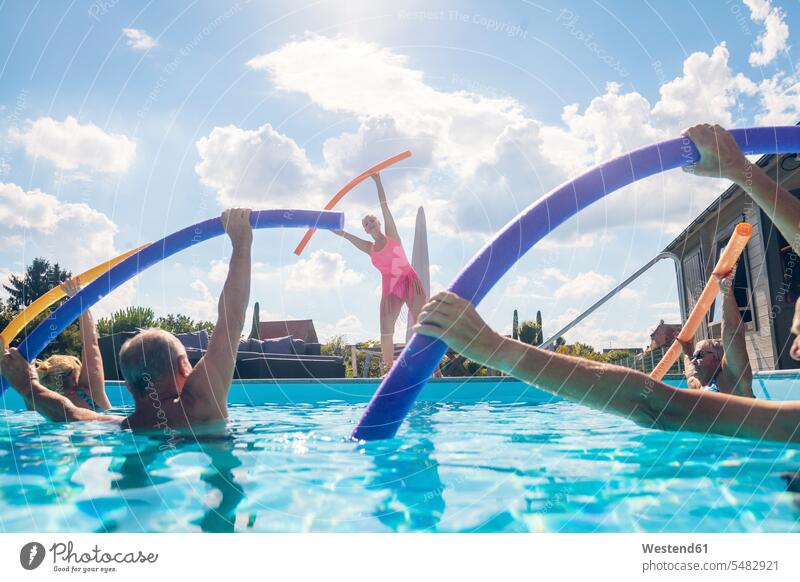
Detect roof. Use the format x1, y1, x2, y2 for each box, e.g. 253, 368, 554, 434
662, 122, 800, 254
258, 319, 319, 343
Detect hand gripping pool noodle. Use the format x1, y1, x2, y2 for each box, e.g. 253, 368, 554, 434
352, 126, 800, 441
650, 222, 752, 381
0, 244, 150, 347
0, 210, 344, 394
293, 150, 413, 256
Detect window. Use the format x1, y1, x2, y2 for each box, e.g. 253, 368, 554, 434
709, 235, 754, 326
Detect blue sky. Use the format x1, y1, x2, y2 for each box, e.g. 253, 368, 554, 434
1, 0, 798, 349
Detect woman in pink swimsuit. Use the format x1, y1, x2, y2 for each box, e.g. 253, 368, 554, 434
333, 173, 426, 372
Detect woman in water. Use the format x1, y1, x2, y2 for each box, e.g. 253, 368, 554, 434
30, 276, 110, 411
333, 173, 426, 372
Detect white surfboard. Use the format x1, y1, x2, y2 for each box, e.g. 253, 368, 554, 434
406, 206, 430, 341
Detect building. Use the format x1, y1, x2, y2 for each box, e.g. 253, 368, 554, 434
649, 321, 682, 350
664, 149, 800, 371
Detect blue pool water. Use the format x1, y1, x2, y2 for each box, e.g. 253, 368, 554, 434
1, 376, 799, 533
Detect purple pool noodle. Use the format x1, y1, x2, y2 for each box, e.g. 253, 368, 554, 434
352, 126, 800, 441
0, 209, 344, 394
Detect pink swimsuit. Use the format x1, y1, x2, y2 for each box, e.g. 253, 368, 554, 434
370, 235, 425, 303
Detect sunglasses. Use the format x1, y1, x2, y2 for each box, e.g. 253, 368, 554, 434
691, 350, 711, 361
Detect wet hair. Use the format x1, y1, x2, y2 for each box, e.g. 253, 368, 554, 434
118, 329, 186, 394
35, 355, 81, 393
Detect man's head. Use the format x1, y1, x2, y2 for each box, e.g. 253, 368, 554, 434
686, 339, 724, 385
118, 329, 191, 397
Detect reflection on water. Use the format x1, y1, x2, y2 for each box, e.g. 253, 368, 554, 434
1, 401, 799, 533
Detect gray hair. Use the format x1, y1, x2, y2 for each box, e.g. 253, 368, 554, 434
696, 339, 724, 362
119, 329, 186, 394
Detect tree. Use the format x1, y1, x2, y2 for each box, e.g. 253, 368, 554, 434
156, 313, 214, 334
512, 309, 519, 340
519, 319, 543, 345
97, 307, 214, 336
603, 349, 636, 364
248, 302, 261, 340
556, 342, 605, 362
3, 258, 71, 311
97, 306, 157, 335
321, 334, 347, 357
536, 310, 543, 344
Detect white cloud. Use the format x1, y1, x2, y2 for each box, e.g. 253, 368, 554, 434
755, 72, 800, 124
619, 288, 641, 300
743, 0, 789, 66
247, 34, 524, 176
181, 280, 217, 321
239, 36, 778, 242
0, 181, 120, 269
285, 250, 363, 291
317, 314, 367, 342
9, 116, 136, 173
552, 271, 614, 300
92, 280, 138, 319
208, 258, 229, 283
547, 307, 650, 349
195, 123, 317, 207
122, 28, 157, 51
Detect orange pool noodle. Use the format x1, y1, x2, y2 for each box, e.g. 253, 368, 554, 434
650, 222, 752, 380
293, 150, 412, 256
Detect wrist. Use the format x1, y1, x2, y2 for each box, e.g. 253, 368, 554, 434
725, 158, 758, 186
230, 234, 253, 249
471, 330, 505, 366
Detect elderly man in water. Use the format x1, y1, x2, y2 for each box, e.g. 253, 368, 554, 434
0, 208, 253, 433
678, 267, 753, 398
414, 124, 800, 443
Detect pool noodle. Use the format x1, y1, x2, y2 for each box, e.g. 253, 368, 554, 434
0, 209, 344, 394
293, 150, 412, 256
352, 126, 800, 441
650, 222, 752, 380
0, 244, 150, 347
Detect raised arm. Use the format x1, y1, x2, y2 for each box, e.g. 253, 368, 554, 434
0, 346, 119, 423
717, 272, 753, 397
61, 277, 110, 410
372, 173, 399, 240
333, 230, 373, 255
677, 337, 704, 391
684, 124, 800, 250
415, 291, 800, 443
185, 208, 252, 411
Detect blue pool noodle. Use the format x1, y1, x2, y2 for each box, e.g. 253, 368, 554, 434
352, 126, 800, 441
0, 209, 344, 394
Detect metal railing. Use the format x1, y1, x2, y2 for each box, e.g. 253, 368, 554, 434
609, 345, 684, 375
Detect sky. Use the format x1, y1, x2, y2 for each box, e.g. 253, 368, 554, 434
0, 0, 798, 350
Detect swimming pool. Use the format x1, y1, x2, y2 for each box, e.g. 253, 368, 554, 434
1, 375, 799, 533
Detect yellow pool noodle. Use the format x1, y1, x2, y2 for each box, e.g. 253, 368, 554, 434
0, 244, 149, 346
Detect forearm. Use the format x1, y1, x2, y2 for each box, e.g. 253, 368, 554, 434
485, 337, 659, 425
721, 291, 746, 355
78, 309, 109, 407
217, 243, 251, 342
14, 378, 79, 422
734, 164, 800, 250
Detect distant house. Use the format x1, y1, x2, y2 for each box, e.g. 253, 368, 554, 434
649, 321, 681, 350
664, 147, 800, 371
